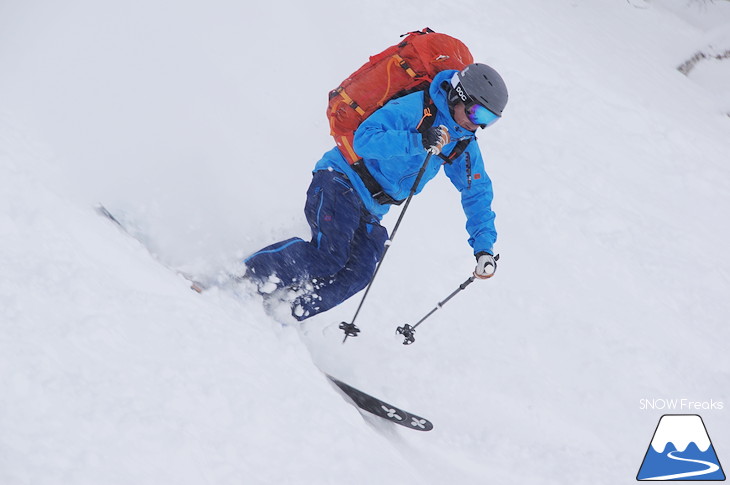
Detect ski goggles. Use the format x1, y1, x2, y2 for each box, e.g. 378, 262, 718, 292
465, 103, 500, 129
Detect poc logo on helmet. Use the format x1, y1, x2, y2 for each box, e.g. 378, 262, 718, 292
455, 85, 469, 102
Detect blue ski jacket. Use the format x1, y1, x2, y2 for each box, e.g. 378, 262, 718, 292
314, 70, 497, 255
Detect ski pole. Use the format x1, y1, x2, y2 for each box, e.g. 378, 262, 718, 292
339, 149, 435, 342
395, 275, 477, 345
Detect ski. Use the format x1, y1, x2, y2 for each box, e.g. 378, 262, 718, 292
326, 374, 433, 431
96, 205, 207, 292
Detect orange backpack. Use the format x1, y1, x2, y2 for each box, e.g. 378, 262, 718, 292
327, 28, 473, 165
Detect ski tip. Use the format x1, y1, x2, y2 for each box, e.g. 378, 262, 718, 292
189, 280, 209, 293
95, 204, 111, 218
95, 204, 122, 226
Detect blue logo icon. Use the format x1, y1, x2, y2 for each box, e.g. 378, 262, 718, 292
637, 414, 725, 481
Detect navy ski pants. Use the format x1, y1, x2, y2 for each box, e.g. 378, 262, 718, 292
244, 170, 388, 320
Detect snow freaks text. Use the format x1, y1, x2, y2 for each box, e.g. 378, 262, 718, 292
639, 399, 724, 411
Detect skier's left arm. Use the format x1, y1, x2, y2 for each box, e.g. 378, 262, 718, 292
352, 95, 427, 160
443, 144, 497, 257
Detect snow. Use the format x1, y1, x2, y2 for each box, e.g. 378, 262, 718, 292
1, 0, 729, 483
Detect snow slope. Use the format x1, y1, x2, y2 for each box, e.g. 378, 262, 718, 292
1, 0, 729, 483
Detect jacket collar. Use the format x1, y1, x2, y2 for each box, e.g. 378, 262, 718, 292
429, 70, 476, 138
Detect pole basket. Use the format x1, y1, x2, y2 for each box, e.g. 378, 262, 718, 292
339, 321, 361, 340
396, 324, 416, 345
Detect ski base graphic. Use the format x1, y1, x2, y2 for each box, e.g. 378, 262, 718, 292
327, 375, 433, 431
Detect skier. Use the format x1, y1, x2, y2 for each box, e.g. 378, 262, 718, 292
243, 63, 508, 320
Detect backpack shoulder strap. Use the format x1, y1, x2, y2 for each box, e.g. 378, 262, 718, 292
416, 88, 438, 134
417, 87, 473, 164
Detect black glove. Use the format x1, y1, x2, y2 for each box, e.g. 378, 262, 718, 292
474, 252, 499, 279
421, 124, 450, 155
